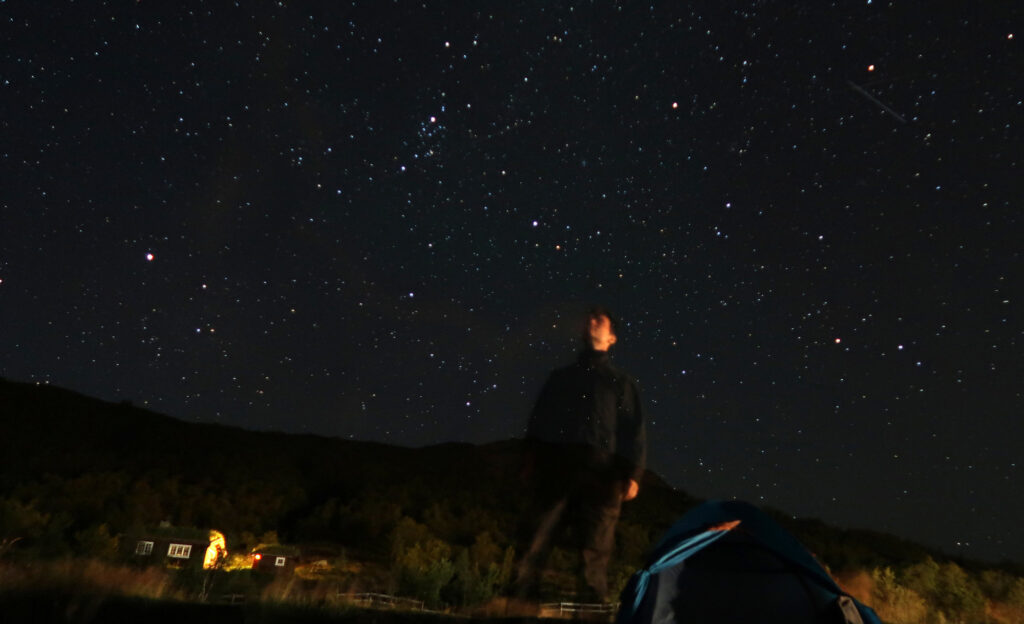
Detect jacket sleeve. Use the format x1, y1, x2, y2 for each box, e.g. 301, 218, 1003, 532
621, 379, 647, 483
522, 373, 562, 481
526, 373, 556, 443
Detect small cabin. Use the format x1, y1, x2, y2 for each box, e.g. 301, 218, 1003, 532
133, 528, 227, 570
251, 543, 300, 573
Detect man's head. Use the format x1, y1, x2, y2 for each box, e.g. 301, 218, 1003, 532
583, 305, 619, 352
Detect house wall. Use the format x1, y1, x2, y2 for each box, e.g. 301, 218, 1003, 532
133, 536, 209, 569
253, 554, 295, 573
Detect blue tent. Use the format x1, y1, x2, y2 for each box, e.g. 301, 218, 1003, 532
617, 501, 882, 624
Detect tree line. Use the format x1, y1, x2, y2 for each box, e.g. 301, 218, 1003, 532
2, 378, 1023, 621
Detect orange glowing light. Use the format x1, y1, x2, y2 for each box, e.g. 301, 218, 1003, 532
203, 530, 227, 569
835, 338, 842, 344
867, 64, 875, 72
671, 101, 679, 109
253, 553, 262, 561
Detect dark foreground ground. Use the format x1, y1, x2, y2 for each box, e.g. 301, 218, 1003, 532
0, 591, 546, 624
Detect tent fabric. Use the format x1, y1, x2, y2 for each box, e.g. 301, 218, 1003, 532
616, 500, 882, 624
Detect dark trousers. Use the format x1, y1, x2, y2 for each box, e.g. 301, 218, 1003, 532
516, 465, 625, 601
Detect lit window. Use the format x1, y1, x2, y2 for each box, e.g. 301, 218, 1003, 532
135, 541, 154, 555
168, 543, 193, 559
275, 556, 286, 567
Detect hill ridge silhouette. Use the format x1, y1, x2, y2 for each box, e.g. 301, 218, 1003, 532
1, 376, 998, 574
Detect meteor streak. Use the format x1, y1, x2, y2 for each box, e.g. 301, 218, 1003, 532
847, 80, 907, 123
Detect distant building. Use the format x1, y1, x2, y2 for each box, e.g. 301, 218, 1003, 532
251, 543, 300, 573
132, 528, 227, 570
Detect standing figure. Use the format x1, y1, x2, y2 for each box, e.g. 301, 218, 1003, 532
516, 306, 647, 603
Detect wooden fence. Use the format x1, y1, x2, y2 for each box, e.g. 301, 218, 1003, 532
338, 592, 426, 611
539, 601, 619, 619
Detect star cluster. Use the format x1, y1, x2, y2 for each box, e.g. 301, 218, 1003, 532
2, 2, 1020, 562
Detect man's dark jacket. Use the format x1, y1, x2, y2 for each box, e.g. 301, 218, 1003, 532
526, 349, 647, 484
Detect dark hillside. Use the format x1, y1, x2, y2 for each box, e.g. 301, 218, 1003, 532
0, 377, 982, 573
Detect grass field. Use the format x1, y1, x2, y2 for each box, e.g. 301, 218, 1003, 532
0, 589, 551, 624
0, 559, 548, 624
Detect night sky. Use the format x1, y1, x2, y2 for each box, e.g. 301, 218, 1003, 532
2, 2, 1021, 563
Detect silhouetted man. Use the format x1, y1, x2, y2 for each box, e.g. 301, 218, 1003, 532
516, 306, 647, 603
